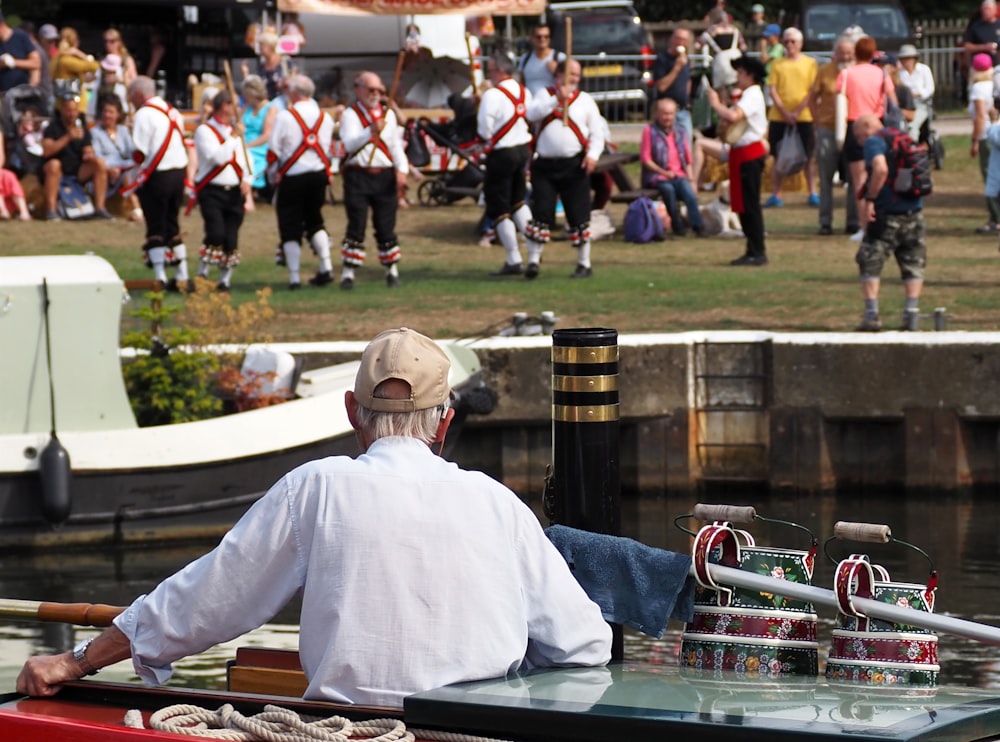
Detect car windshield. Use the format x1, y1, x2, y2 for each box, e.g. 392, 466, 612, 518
559, 13, 647, 54
804, 3, 908, 42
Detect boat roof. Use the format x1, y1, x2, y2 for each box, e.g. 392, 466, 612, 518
406, 663, 1000, 741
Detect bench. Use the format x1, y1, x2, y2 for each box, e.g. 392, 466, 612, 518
610, 188, 660, 204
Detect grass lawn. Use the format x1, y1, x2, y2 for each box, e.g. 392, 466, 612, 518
5, 134, 996, 341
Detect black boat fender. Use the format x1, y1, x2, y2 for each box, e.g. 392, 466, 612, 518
39, 278, 72, 524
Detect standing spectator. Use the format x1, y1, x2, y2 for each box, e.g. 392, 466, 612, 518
747, 4, 768, 41
41, 92, 112, 221
87, 54, 129, 121
100, 28, 138, 89
764, 27, 818, 208
640, 97, 705, 238
38, 23, 59, 61
243, 31, 291, 101
128, 76, 192, 292
652, 27, 694, 147
759, 24, 785, 78
89, 96, 143, 221
874, 53, 913, 131
478, 53, 534, 276
964, 0, 1000, 67
851, 115, 926, 332
968, 53, 1000, 234
518, 24, 565, 97
838, 36, 896, 242
896, 45, 935, 142
0, 11, 41, 95
697, 7, 746, 94
524, 59, 605, 278
50, 27, 98, 111
241, 75, 278, 202
19, 22, 50, 100
0, 129, 32, 219
706, 56, 769, 266
192, 90, 253, 292
809, 35, 858, 236
266, 73, 335, 289
338, 71, 408, 289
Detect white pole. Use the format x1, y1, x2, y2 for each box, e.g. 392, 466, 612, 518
703, 562, 1000, 647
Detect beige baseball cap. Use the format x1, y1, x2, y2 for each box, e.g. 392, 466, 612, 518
355, 328, 451, 412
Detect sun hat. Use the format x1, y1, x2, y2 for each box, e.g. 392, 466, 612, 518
763, 23, 781, 38
897, 44, 919, 59
101, 54, 122, 72
354, 328, 451, 413
39, 23, 59, 41
973, 53, 994, 72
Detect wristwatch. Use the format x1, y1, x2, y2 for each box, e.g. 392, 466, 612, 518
72, 638, 99, 676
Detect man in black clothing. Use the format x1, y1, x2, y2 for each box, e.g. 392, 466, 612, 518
652, 27, 693, 146
41, 94, 112, 221
964, 0, 1000, 66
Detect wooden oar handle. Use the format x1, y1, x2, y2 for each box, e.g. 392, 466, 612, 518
833, 521, 892, 543
37, 601, 124, 627
692, 504, 756, 523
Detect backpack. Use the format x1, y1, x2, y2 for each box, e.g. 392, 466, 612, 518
881, 129, 932, 199
57, 176, 95, 220
623, 196, 665, 243
704, 32, 742, 90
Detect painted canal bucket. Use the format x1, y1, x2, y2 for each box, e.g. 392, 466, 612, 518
677, 504, 820, 677
824, 521, 940, 687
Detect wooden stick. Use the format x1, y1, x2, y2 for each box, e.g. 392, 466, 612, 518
388, 49, 406, 105
464, 33, 477, 94
698, 562, 1000, 646
222, 59, 253, 180
563, 18, 573, 127
0, 598, 125, 627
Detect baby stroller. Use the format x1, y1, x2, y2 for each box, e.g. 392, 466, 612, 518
413, 94, 485, 207
0, 84, 50, 141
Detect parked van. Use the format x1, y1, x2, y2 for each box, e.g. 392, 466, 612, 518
788, 0, 913, 53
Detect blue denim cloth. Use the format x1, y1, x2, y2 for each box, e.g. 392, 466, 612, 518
545, 525, 695, 638
654, 177, 704, 233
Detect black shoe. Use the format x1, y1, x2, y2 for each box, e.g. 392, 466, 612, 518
185, 279, 196, 294
730, 254, 768, 266
93, 207, 114, 220
818, 225, 833, 236
289, 282, 301, 291
216, 282, 230, 293
845, 224, 860, 234
693, 227, 707, 238
570, 264, 593, 278
309, 270, 334, 287
490, 262, 523, 276
524, 262, 540, 279
386, 273, 401, 288
340, 277, 354, 291
164, 278, 180, 293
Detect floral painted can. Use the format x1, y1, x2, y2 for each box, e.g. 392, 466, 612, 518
684, 521, 820, 677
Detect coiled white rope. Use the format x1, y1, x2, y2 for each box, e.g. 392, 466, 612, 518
123, 703, 513, 742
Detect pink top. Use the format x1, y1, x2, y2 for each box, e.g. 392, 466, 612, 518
640, 125, 691, 181
837, 64, 893, 120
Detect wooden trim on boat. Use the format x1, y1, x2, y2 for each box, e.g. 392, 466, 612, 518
226, 647, 308, 697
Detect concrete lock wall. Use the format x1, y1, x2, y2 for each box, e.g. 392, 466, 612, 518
438, 332, 1000, 497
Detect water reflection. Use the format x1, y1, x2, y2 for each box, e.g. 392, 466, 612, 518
2, 490, 1000, 691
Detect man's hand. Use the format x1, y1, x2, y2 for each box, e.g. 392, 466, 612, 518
862, 200, 876, 223
582, 156, 597, 175
81, 145, 95, 162
16, 653, 80, 698
69, 123, 85, 141
1, 53, 15, 69
395, 170, 408, 194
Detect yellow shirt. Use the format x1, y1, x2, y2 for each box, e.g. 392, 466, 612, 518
810, 60, 843, 129
767, 54, 818, 123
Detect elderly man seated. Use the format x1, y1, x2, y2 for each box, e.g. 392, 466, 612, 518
41, 91, 112, 221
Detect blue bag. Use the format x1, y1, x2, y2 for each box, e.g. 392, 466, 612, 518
57, 177, 95, 220
623, 196, 664, 243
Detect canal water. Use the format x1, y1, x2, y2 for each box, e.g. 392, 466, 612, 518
2, 490, 1000, 692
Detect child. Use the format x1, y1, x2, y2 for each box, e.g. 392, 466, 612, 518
0, 130, 33, 220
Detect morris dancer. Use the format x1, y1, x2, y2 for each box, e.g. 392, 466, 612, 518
337, 71, 408, 289
478, 53, 534, 276
190, 90, 253, 292
266, 73, 335, 290
126, 76, 191, 292
525, 59, 604, 278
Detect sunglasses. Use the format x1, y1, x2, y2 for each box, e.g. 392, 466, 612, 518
534, 34, 550, 39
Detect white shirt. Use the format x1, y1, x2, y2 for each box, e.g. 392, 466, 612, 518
477, 77, 533, 150
970, 79, 994, 141
267, 98, 334, 177
734, 84, 767, 149
898, 62, 935, 104
527, 87, 605, 161
114, 437, 611, 709
339, 102, 408, 172
131, 96, 188, 172
194, 117, 253, 187
520, 49, 565, 96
